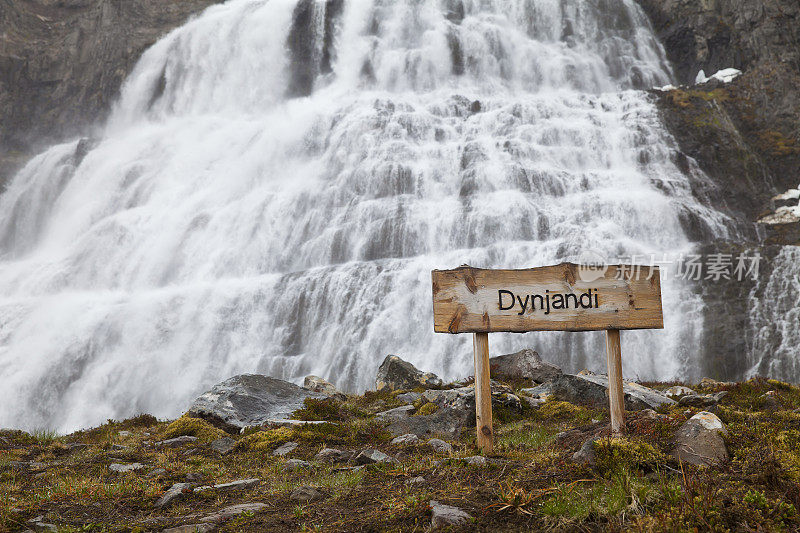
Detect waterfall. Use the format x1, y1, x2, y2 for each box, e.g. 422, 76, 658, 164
0, 0, 736, 432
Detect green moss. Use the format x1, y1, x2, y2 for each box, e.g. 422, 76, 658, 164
536, 400, 590, 421
293, 398, 344, 421
414, 402, 439, 416
236, 427, 294, 452
592, 437, 663, 476
161, 415, 227, 443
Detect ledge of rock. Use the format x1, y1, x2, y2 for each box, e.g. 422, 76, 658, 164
523, 372, 675, 410
187, 374, 327, 432
375, 355, 442, 391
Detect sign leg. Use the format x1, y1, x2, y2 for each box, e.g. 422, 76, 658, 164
605, 329, 625, 434
473, 332, 493, 453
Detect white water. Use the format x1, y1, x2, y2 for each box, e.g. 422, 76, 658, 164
0, 0, 735, 432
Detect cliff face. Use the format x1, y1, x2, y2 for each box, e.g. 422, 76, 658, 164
636, 0, 800, 381
0, 0, 221, 186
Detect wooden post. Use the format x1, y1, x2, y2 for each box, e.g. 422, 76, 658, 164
605, 329, 625, 434
473, 332, 493, 453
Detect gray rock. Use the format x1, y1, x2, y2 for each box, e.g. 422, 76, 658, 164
272, 441, 299, 457
146, 468, 167, 478
290, 486, 326, 503
303, 375, 344, 399
520, 382, 554, 400
155, 483, 193, 509
544, 373, 675, 410
375, 355, 442, 392
521, 396, 545, 408
671, 411, 728, 466
109, 463, 146, 473
463, 455, 487, 466
664, 385, 696, 398
427, 438, 452, 454
678, 394, 716, 407
314, 448, 350, 464
406, 476, 426, 485
162, 524, 215, 533
210, 478, 260, 491
391, 434, 421, 446
375, 405, 415, 422
199, 503, 269, 523
385, 407, 469, 440
572, 438, 599, 465
489, 348, 562, 383
395, 392, 423, 404
156, 436, 198, 448
188, 374, 327, 431
283, 459, 313, 471
430, 500, 472, 529
185, 472, 203, 482
210, 437, 235, 455
26, 516, 57, 532
355, 449, 393, 465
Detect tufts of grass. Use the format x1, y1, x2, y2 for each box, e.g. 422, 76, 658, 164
414, 402, 438, 416
161, 415, 228, 443
592, 437, 664, 477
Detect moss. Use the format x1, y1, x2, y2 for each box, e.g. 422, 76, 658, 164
536, 400, 590, 421
414, 402, 439, 416
161, 415, 227, 443
236, 427, 294, 452
592, 437, 663, 476
292, 398, 345, 421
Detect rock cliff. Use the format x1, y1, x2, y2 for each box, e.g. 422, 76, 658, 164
0, 0, 221, 187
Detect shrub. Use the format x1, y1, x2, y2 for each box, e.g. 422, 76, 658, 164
592, 437, 663, 476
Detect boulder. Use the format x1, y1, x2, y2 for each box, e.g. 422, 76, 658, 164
314, 448, 350, 464
303, 375, 344, 398
430, 500, 472, 529
210, 437, 236, 455
375, 355, 442, 392
391, 434, 421, 446
272, 441, 299, 457
664, 385, 696, 398
427, 438, 452, 454
540, 373, 675, 410
375, 405, 415, 422
187, 374, 326, 431
355, 449, 393, 465
489, 348, 562, 383
395, 392, 423, 404
385, 407, 469, 440
290, 486, 326, 503
671, 411, 728, 466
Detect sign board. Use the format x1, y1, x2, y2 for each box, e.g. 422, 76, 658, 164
431, 262, 665, 451
432, 263, 663, 334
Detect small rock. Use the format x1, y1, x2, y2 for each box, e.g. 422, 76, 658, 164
155, 483, 193, 509
200, 503, 269, 523
109, 463, 146, 473
427, 438, 452, 454
355, 449, 393, 465
284, 459, 313, 471
489, 348, 562, 383
463, 456, 487, 466
395, 392, 422, 404
146, 468, 166, 478
406, 476, 426, 486
521, 396, 545, 408
664, 385, 696, 398
290, 486, 325, 503
303, 375, 342, 397
375, 405, 415, 422
210, 478, 260, 491
156, 436, 198, 448
118, 430, 131, 437
519, 382, 554, 400
375, 355, 442, 392
314, 448, 350, 463
671, 411, 728, 467
185, 472, 203, 482
210, 437, 235, 455
109, 444, 128, 451
391, 434, 421, 446
26, 516, 57, 532
430, 500, 472, 529
572, 438, 598, 465
273, 441, 299, 457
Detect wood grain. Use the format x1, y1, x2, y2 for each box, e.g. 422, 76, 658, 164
432, 263, 663, 333
473, 332, 493, 453
605, 329, 625, 434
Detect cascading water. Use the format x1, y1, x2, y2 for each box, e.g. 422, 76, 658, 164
0, 0, 736, 432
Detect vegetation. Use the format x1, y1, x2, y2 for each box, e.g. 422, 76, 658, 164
1, 377, 799, 531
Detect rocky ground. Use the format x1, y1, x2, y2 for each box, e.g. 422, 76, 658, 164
2, 351, 799, 532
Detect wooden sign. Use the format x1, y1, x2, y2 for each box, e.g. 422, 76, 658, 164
432, 263, 663, 333
431, 263, 664, 452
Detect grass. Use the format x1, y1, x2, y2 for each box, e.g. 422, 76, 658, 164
1, 377, 800, 531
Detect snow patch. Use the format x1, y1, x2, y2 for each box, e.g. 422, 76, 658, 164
695, 68, 742, 85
